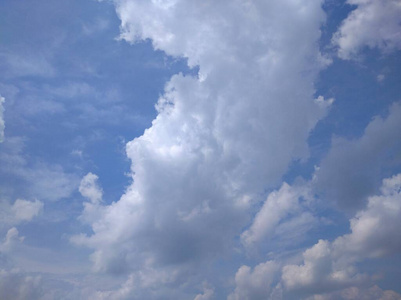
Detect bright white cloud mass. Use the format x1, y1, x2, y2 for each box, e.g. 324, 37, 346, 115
0, 0, 401, 299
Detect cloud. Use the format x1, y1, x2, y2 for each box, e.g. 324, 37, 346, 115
11, 199, 43, 223
282, 173, 401, 297
76, 0, 331, 278
333, 173, 401, 258
79, 173, 103, 204
229, 173, 401, 299
310, 285, 401, 300
194, 283, 214, 300
333, 0, 401, 59
241, 182, 316, 251
0, 137, 79, 202
0, 268, 43, 300
0, 95, 4, 142
0, 199, 43, 229
228, 261, 280, 300
314, 102, 401, 211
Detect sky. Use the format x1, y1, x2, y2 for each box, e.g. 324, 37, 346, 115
0, 0, 401, 299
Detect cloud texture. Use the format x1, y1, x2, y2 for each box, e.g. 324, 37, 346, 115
73, 0, 333, 296
333, 0, 401, 59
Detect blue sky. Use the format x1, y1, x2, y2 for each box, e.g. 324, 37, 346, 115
1, 0, 401, 299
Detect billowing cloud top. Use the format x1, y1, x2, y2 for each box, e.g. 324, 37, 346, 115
1, 0, 401, 299
73, 0, 333, 279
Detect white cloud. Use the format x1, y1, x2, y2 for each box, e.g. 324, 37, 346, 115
79, 173, 103, 204
333, 173, 401, 258
194, 283, 214, 300
228, 261, 280, 300
11, 199, 43, 223
0, 199, 43, 229
241, 182, 316, 251
74, 0, 333, 295
281, 240, 362, 295
282, 173, 401, 297
314, 102, 401, 211
0, 95, 5, 142
229, 173, 401, 299
333, 0, 401, 59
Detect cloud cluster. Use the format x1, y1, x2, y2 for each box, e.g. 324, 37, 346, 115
333, 0, 401, 59
74, 0, 331, 287
231, 173, 401, 299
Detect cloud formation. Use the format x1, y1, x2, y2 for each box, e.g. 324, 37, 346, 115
333, 0, 401, 59
241, 182, 316, 251
72, 0, 333, 296
314, 102, 401, 211
230, 173, 401, 299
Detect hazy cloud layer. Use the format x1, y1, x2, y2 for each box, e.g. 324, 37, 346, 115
314, 102, 401, 211
0, 95, 4, 142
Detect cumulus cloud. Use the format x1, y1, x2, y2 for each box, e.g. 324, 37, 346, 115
230, 173, 401, 299
73, 0, 333, 296
333, 0, 401, 59
0, 95, 4, 142
333, 173, 401, 258
283, 173, 401, 297
228, 261, 280, 300
314, 102, 401, 211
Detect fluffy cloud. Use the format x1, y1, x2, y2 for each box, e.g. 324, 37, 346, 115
74, 0, 333, 296
228, 261, 280, 300
333, 173, 401, 258
283, 173, 401, 297
333, 0, 401, 59
0, 95, 4, 142
229, 173, 401, 299
11, 199, 43, 223
314, 102, 401, 211
79, 173, 103, 204
0, 199, 43, 228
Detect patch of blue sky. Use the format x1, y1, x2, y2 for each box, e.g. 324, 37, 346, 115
0, 0, 192, 204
